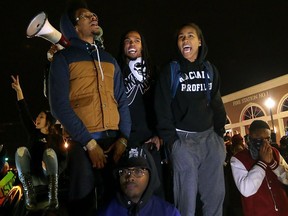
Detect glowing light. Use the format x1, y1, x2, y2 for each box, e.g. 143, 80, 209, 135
265, 97, 275, 134
265, 97, 275, 109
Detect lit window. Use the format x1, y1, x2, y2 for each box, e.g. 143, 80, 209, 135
281, 96, 288, 112
243, 106, 265, 120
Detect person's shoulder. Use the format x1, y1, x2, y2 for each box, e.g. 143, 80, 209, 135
151, 196, 180, 213
160, 59, 176, 69
271, 146, 281, 157
156, 61, 174, 79
204, 60, 217, 68
232, 148, 251, 163
96, 198, 123, 216
52, 46, 80, 62
98, 49, 118, 64
204, 60, 220, 76
231, 147, 247, 158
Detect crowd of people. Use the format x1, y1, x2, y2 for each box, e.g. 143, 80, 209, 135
1, 1, 288, 216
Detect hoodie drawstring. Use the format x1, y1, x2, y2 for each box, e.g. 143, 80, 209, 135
91, 43, 104, 81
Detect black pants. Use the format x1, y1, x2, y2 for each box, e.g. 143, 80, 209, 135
65, 137, 117, 214
94, 137, 118, 211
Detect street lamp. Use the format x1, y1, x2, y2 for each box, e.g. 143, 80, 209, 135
265, 97, 275, 133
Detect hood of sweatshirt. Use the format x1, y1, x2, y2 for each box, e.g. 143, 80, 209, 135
175, 29, 208, 71
115, 147, 160, 214
60, 12, 79, 42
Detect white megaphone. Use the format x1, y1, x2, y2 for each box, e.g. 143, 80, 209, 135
26, 11, 70, 49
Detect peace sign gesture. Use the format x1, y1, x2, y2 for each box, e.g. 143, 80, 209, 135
11, 75, 24, 101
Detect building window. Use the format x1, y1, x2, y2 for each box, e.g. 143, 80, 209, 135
243, 106, 265, 120
281, 96, 288, 112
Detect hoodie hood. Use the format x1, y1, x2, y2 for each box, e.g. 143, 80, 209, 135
194, 32, 208, 64
115, 147, 160, 213
59, 0, 88, 41
60, 12, 79, 41
175, 23, 208, 68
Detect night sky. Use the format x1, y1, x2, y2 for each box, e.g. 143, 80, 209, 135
1, 0, 288, 157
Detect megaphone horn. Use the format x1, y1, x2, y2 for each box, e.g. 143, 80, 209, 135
26, 11, 70, 49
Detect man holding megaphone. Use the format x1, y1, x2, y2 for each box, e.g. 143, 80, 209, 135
48, 1, 131, 215
46, 27, 104, 62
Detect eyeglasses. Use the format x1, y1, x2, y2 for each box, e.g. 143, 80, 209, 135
118, 168, 147, 178
76, 13, 98, 22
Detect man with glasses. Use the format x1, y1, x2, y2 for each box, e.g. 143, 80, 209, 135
230, 120, 288, 216
97, 147, 180, 215
49, 1, 131, 215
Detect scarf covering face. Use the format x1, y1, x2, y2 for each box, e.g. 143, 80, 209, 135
125, 57, 150, 105
128, 57, 147, 82
248, 138, 264, 160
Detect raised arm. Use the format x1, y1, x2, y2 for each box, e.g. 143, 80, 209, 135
11, 75, 24, 101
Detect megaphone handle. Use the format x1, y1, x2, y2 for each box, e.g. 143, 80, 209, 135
58, 35, 70, 48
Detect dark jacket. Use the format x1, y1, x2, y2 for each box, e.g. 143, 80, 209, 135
154, 32, 226, 146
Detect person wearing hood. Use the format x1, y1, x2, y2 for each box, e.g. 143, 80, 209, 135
154, 23, 226, 215
230, 120, 288, 216
48, 1, 131, 214
97, 146, 180, 216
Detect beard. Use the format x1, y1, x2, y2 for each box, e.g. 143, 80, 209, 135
92, 26, 102, 37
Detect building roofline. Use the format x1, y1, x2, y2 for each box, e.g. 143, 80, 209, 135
222, 74, 288, 103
